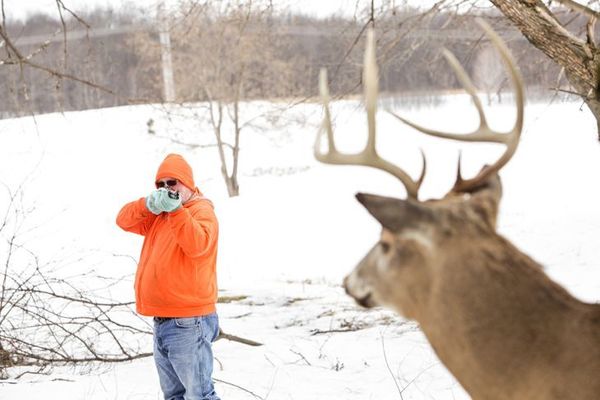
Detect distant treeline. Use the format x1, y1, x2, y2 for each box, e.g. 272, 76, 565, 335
0, 4, 571, 118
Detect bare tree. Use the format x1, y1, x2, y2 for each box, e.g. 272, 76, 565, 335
483, 0, 600, 140
167, 0, 298, 197
0, 181, 152, 379
0, 2, 158, 116
473, 43, 506, 104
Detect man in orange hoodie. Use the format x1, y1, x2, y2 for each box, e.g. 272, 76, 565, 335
117, 153, 220, 400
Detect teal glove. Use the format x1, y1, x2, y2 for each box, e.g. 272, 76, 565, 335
146, 188, 182, 214
146, 190, 163, 215
156, 188, 182, 212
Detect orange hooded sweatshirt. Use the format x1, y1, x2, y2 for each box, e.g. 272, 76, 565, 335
116, 154, 218, 317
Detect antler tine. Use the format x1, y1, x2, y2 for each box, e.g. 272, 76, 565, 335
388, 18, 524, 192
314, 29, 426, 200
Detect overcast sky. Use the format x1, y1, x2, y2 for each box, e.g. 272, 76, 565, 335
3, 0, 378, 20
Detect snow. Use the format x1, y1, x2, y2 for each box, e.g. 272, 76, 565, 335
1, 94, 599, 399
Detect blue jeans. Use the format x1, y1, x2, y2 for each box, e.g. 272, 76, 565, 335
153, 313, 221, 400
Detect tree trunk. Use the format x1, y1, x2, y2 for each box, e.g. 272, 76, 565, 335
206, 97, 240, 197
226, 176, 239, 197
230, 96, 242, 199
490, 0, 600, 140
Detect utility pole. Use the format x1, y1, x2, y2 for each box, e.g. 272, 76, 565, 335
158, 0, 176, 102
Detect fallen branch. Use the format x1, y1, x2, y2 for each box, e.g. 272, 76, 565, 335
217, 329, 262, 347
310, 328, 363, 335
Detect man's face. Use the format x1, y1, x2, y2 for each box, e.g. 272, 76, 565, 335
155, 177, 194, 204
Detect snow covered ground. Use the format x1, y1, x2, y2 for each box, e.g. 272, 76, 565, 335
1, 93, 599, 399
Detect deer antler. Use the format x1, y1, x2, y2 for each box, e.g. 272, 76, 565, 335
314, 29, 426, 200
388, 18, 524, 193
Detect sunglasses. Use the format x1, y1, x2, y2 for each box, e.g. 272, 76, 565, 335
156, 179, 178, 188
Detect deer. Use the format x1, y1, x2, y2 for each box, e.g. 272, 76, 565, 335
315, 20, 600, 400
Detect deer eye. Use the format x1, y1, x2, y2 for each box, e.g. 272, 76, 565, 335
379, 241, 391, 254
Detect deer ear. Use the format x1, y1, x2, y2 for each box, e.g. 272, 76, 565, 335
465, 172, 503, 229
356, 193, 433, 232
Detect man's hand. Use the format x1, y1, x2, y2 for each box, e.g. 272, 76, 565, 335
146, 188, 182, 215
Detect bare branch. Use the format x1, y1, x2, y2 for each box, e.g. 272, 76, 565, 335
55, 0, 68, 69
552, 0, 600, 19
1, 0, 5, 33
0, 184, 151, 378
55, 0, 91, 28
0, 22, 116, 96
535, 4, 587, 46
587, 15, 597, 48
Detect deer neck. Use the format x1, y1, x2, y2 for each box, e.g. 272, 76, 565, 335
417, 237, 597, 398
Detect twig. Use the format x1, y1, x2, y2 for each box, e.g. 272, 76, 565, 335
213, 378, 265, 399
56, 0, 90, 28
547, 86, 581, 97
289, 349, 311, 366
381, 331, 403, 399
152, 134, 231, 151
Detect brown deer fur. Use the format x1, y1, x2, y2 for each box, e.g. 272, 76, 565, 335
344, 175, 600, 399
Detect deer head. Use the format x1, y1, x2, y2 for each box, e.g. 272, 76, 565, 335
315, 20, 600, 399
